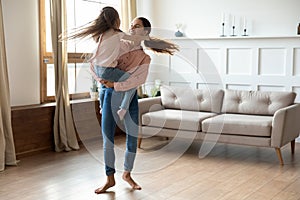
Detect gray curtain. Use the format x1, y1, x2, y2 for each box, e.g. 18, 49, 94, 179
50, 0, 79, 152
0, 0, 17, 171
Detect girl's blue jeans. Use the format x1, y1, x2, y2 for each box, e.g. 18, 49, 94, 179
95, 65, 134, 110
100, 86, 139, 176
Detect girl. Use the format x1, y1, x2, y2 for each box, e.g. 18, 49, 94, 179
65, 6, 148, 120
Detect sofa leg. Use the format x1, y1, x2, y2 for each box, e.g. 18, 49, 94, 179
138, 137, 142, 148
275, 148, 284, 165
291, 140, 295, 154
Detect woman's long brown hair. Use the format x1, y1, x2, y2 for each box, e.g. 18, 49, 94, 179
137, 17, 179, 55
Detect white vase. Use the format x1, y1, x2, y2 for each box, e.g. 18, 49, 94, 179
90, 92, 99, 100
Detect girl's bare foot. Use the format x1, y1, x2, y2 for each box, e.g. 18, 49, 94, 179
122, 171, 142, 190
117, 109, 127, 120
95, 175, 115, 194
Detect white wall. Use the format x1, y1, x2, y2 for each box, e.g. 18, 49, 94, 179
137, 0, 300, 38
2, 0, 40, 106
2, 0, 300, 106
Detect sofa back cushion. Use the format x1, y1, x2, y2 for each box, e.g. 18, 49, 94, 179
160, 85, 224, 113
222, 89, 296, 115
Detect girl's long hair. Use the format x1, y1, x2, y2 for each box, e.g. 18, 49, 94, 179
137, 17, 179, 55
60, 6, 120, 42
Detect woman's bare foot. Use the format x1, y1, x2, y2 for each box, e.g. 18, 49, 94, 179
122, 171, 142, 190
95, 175, 116, 194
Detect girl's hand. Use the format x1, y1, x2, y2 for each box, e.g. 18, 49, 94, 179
102, 80, 114, 88
100, 80, 107, 85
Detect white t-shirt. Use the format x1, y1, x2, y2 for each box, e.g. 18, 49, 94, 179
89, 30, 125, 68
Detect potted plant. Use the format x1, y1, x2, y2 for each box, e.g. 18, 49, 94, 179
150, 79, 162, 97
175, 23, 183, 37
90, 77, 99, 100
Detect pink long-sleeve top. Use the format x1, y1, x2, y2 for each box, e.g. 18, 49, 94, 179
90, 46, 151, 92
114, 48, 151, 91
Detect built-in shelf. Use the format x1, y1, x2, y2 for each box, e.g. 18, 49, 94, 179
169, 35, 300, 40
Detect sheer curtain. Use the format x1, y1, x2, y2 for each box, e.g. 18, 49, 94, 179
121, 0, 145, 96
0, 0, 17, 171
49, 0, 79, 152
121, 0, 137, 31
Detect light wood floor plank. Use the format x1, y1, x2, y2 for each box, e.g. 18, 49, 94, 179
1, 136, 300, 200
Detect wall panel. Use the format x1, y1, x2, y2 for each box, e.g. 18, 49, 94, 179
294, 48, 300, 76
146, 36, 300, 100
259, 48, 286, 75
227, 48, 252, 75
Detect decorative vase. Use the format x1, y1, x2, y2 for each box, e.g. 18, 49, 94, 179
90, 91, 99, 100
175, 30, 183, 37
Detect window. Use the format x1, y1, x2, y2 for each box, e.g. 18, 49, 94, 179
39, 0, 120, 102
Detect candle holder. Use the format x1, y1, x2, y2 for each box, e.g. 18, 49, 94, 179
242, 28, 248, 36
220, 23, 226, 37
231, 26, 236, 36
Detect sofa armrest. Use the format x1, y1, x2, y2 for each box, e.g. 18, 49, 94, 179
271, 103, 300, 147
138, 97, 163, 126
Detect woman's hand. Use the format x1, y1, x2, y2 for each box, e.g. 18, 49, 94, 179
101, 80, 114, 88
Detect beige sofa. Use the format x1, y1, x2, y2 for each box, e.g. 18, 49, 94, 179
138, 85, 300, 165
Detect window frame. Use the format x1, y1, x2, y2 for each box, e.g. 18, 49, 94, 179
39, 0, 93, 103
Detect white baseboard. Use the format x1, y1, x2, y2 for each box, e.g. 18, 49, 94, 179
296, 137, 300, 143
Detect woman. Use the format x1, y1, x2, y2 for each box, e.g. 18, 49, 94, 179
94, 17, 178, 194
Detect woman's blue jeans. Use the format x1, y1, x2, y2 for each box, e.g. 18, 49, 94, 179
100, 85, 139, 176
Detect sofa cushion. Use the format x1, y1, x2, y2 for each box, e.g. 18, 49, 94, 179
202, 114, 273, 137
222, 90, 296, 115
160, 86, 224, 113
142, 109, 217, 131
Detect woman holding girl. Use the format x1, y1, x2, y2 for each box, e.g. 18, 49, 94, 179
63, 6, 178, 194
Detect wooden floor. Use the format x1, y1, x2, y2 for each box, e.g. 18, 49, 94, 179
1, 136, 300, 200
